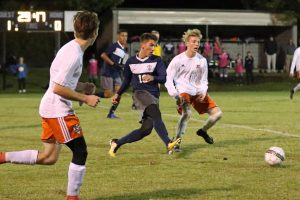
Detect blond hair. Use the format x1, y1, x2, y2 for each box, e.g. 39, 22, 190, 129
182, 29, 202, 42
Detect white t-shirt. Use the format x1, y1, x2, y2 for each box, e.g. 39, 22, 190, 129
165, 52, 208, 97
290, 47, 300, 75
39, 40, 83, 118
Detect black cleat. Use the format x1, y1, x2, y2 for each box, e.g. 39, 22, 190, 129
290, 89, 294, 100
196, 129, 214, 144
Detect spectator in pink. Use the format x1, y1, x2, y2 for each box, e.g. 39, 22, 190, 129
88, 54, 98, 84
202, 38, 212, 62
235, 53, 244, 86
218, 48, 230, 81
177, 39, 186, 54
213, 36, 222, 61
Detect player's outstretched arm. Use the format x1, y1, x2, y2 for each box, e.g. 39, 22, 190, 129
53, 83, 100, 107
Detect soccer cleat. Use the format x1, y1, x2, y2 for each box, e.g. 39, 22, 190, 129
290, 89, 294, 100
108, 139, 119, 157
196, 129, 214, 144
0, 152, 6, 164
107, 113, 119, 119
66, 195, 79, 200
167, 138, 182, 152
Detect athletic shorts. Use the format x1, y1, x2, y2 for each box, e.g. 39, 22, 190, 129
41, 115, 83, 144
100, 76, 122, 91
180, 93, 217, 114
132, 90, 159, 111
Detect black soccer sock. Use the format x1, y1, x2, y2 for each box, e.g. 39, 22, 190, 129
108, 102, 119, 114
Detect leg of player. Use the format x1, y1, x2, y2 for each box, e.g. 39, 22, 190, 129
108, 117, 153, 157
0, 141, 61, 165
145, 104, 181, 152
65, 137, 88, 200
197, 107, 222, 144
290, 83, 300, 99
107, 84, 121, 119
174, 103, 192, 152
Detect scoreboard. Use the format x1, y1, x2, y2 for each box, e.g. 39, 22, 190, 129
0, 11, 64, 32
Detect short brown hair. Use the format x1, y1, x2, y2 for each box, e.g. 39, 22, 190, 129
140, 33, 157, 43
73, 11, 100, 40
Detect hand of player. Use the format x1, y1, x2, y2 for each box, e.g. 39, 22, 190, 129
142, 74, 154, 83
85, 95, 100, 108
112, 94, 121, 104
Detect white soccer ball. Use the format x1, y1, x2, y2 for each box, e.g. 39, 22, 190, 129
264, 146, 285, 166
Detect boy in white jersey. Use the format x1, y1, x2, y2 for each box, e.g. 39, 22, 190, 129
289, 47, 300, 99
165, 29, 222, 153
0, 11, 100, 200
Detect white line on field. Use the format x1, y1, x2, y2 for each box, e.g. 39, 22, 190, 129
95, 105, 300, 138
163, 113, 300, 138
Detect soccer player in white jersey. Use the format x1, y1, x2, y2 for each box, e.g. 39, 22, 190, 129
165, 29, 222, 152
0, 11, 100, 200
289, 47, 300, 99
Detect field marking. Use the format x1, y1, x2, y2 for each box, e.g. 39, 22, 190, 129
163, 113, 300, 139
95, 105, 300, 138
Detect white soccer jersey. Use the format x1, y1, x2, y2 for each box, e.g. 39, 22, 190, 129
39, 40, 83, 118
290, 47, 300, 74
165, 52, 208, 97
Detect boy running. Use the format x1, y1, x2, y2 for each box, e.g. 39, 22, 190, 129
165, 29, 222, 153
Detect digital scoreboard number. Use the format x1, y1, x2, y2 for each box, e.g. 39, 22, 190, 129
0, 11, 64, 32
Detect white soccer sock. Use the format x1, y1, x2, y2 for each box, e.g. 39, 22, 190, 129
176, 104, 192, 138
67, 162, 86, 196
202, 111, 222, 131
293, 83, 300, 92
6, 150, 38, 165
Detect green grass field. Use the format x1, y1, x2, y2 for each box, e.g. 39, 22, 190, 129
1, 89, 300, 200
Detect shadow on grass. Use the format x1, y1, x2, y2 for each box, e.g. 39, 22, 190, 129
175, 136, 277, 159
93, 187, 235, 200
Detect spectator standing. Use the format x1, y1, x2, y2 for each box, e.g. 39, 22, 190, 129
88, 54, 98, 84
16, 56, 27, 93
284, 39, 296, 73
264, 36, 278, 73
202, 37, 212, 62
177, 39, 186, 55
235, 53, 244, 86
245, 51, 254, 84
213, 36, 222, 61
162, 39, 175, 66
218, 48, 230, 81
151, 30, 162, 57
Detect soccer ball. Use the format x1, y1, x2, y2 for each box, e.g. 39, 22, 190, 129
264, 147, 285, 166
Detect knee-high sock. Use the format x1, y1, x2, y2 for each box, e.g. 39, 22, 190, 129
176, 104, 192, 139
67, 162, 86, 196
293, 83, 300, 92
108, 102, 119, 115
202, 111, 222, 131
5, 150, 38, 164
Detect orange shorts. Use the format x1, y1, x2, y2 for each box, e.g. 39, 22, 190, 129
41, 115, 83, 144
180, 93, 217, 114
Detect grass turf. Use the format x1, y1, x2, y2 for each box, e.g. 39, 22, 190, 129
0, 90, 300, 200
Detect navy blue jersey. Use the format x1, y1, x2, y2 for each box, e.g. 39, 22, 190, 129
117, 55, 166, 98
101, 41, 126, 78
